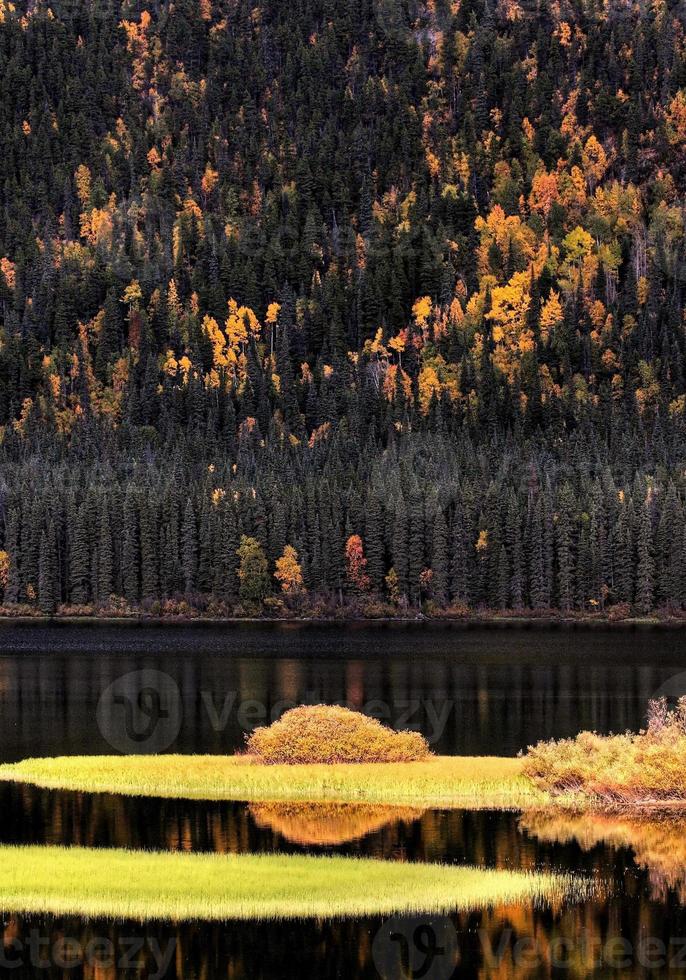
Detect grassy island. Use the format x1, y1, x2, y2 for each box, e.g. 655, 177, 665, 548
0, 753, 544, 808
0, 846, 588, 921
4, 701, 686, 811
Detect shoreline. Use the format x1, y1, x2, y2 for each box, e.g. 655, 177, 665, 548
4, 754, 686, 813
0, 612, 682, 630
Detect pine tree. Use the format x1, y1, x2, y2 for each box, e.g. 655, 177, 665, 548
636, 500, 655, 615
69, 504, 91, 604
431, 507, 449, 605
38, 525, 57, 615
96, 497, 114, 602
365, 495, 386, 593
182, 499, 198, 595
121, 489, 140, 604
408, 491, 424, 606
392, 497, 409, 603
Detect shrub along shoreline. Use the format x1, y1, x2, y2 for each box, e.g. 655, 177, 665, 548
3, 700, 684, 810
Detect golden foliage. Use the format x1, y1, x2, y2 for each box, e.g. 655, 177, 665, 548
523, 698, 686, 804
486, 270, 533, 379
201, 163, 219, 196
475, 529, 489, 553
246, 705, 432, 765
274, 545, 304, 595
345, 534, 371, 592
539, 290, 563, 341
412, 295, 433, 326
666, 90, 686, 146
529, 169, 559, 218
475, 206, 536, 279
581, 135, 608, 189
0, 257, 16, 289
74, 164, 91, 206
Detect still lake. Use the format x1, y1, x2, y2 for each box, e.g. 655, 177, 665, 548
1, 622, 686, 978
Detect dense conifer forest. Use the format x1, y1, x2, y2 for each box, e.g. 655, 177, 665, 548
2, 0, 686, 616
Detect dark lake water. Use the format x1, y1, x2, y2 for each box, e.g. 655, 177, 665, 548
1, 623, 686, 977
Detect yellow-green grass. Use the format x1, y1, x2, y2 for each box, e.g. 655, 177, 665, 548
0, 755, 547, 809
0, 845, 593, 921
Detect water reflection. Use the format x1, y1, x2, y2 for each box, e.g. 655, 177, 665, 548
522, 811, 686, 904
2, 626, 686, 977
5, 902, 686, 979
0, 624, 683, 759
248, 802, 426, 846
0, 782, 674, 901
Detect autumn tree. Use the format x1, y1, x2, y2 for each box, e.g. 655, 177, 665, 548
275, 545, 304, 595
345, 535, 371, 593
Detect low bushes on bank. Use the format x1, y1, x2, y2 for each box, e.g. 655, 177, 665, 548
523, 698, 686, 804
245, 705, 431, 764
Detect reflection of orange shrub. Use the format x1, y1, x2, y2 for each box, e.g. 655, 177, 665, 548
246, 705, 431, 764
521, 810, 686, 903
249, 802, 425, 846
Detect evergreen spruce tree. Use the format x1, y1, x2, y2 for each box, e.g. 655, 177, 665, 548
38, 525, 57, 615
69, 504, 91, 605
431, 508, 449, 605
365, 495, 386, 593
121, 489, 140, 604
636, 500, 655, 615
182, 499, 198, 595
96, 497, 114, 602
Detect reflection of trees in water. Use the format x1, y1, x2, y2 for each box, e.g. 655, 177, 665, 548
7, 899, 686, 980
248, 802, 425, 846
521, 810, 686, 903
4, 786, 536, 861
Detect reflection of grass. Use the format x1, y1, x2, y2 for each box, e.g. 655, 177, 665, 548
249, 802, 425, 845
521, 810, 686, 902
0, 755, 545, 808
0, 846, 591, 921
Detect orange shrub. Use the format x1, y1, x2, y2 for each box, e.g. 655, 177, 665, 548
523, 698, 686, 803
245, 705, 432, 764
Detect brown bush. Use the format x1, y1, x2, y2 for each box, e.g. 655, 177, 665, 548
523, 698, 686, 803
245, 704, 432, 764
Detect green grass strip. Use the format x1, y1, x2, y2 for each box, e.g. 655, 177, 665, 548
0, 755, 547, 808
0, 846, 592, 921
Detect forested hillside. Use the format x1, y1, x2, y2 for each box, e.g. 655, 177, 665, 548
2, 0, 686, 615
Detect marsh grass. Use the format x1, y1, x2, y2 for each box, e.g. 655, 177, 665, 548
0, 846, 591, 921
0, 755, 545, 808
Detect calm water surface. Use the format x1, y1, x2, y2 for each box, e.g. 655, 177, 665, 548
1, 623, 686, 977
